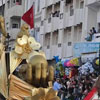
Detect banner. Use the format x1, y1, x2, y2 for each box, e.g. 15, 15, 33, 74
73, 42, 100, 57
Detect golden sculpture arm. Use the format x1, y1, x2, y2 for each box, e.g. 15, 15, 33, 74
0, 16, 7, 37
0, 16, 7, 58
10, 24, 60, 100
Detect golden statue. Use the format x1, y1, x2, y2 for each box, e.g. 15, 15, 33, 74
0, 16, 60, 99
0, 16, 7, 43
9, 23, 60, 100
0, 16, 7, 59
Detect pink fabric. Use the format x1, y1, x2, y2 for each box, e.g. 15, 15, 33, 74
64, 60, 69, 66
66, 61, 75, 67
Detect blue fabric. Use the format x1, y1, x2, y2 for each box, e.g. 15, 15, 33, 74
54, 56, 60, 63
53, 82, 62, 91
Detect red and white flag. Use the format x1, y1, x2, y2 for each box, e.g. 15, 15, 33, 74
22, 6, 34, 29
84, 87, 99, 100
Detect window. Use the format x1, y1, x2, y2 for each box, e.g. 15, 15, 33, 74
7, 0, 10, 8
12, 23, 18, 28
52, 31, 58, 45
16, 0, 22, 5
45, 33, 50, 48
68, 42, 72, 46
13, 0, 15, 3
60, 13, 63, 19
11, 17, 21, 29
80, 1, 84, 9
47, 45, 50, 49
70, 5, 74, 16
63, 27, 71, 43
36, 27, 40, 32
58, 43, 61, 47
66, 0, 71, 4
41, 21, 43, 26
65, 0, 73, 6
98, 23, 100, 33
48, 17, 51, 23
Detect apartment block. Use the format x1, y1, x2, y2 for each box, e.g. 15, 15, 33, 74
32, 0, 100, 60
6, 0, 100, 59
4, 0, 26, 50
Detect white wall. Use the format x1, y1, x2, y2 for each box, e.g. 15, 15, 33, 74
30, 0, 100, 60
87, 8, 97, 32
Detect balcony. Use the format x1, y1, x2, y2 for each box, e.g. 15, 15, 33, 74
43, 46, 51, 60
87, 0, 100, 8
45, 19, 52, 33
40, 25, 45, 35
74, 9, 84, 25
64, 12, 74, 27
5, 5, 23, 18
64, 13, 69, 28
52, 17, 60, 31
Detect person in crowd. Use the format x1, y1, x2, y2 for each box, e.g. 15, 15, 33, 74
85, 29, 93, 41
92, 27, 96, 34
54, 64, 100, 100
53, 78, 62, 91
84, 75, 100, 100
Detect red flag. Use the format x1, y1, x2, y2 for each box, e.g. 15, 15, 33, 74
84, 87, 97, 100
22, 6, 34, 29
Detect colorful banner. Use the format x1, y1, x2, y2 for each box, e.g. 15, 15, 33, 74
73, 42, 100, 57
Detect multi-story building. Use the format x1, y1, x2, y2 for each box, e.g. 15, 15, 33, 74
25, 0, 41, 42
34, 0, 100, 60
4, 0, 41, 50
4, 0, 100, 59
4, 0, 26, 50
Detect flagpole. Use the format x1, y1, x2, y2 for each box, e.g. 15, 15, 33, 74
33, 1, 35, 38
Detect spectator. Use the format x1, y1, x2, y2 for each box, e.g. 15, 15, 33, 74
85, 29, 93, 41
53, 78, 62, 91
92, 27, 96, 34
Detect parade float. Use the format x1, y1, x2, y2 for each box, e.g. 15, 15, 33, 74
0, 16, 60, 100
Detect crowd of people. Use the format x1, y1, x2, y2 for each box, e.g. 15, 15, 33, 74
53, 71, 99, 100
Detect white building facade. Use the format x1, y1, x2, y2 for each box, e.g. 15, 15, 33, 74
37, 0, 100, 60
4, 0, 26, 50
5, 0, 100, 59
